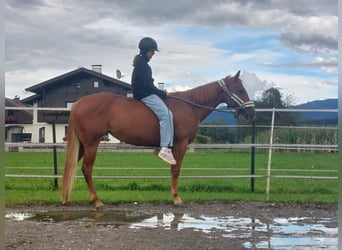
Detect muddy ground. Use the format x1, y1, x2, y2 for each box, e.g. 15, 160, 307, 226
5, 201, 337, 250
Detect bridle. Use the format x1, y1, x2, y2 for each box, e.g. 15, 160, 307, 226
217, 79, 255, 117
168, 79, 255, 117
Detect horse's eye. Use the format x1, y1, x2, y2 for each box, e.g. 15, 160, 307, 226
238, 89, 245, 96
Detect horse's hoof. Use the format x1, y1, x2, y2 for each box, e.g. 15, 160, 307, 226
173, 200, 183, 206
95, 202, 104, 210
62, 201, 72, 206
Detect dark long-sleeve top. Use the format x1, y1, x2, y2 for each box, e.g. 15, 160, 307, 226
131, 54, 167, 100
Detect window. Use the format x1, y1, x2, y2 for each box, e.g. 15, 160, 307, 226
94, 81, 99, 88
66, 102, 74, 109
39, 127, 45, 143
75, 82, 81, 88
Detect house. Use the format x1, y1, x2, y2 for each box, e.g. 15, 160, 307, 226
5, 97, 33, 143
7, 65, 132, 144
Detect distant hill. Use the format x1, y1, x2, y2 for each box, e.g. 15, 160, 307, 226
202, 107, 236, 125
296, 98, 337, 123
202, 98, 338, 125
297, 98, 337, 109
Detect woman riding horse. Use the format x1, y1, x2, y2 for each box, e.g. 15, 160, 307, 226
61, 68, 255, 208
132, 37, 176, 165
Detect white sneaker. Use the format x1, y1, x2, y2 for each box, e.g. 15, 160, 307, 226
158, 147, 176, 165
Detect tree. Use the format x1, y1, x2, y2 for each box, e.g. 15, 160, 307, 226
254, 87, 299, 126
197, 120, 236, 143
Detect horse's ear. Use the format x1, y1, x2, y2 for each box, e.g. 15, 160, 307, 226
234, 70, 241, 81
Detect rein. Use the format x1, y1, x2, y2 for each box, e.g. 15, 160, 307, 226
168, 79, 255, 116
168, 95, 233, 113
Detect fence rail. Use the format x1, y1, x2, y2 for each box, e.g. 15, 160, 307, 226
5, 107, 338, 195
4, 142, 338, 151
5, 174, 337, 180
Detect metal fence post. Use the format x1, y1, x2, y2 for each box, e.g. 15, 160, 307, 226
250, 120, 256, 192
52, 121, 58, 189
266, 108, 275, 200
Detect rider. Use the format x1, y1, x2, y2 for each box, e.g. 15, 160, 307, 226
131, 37, 176, 165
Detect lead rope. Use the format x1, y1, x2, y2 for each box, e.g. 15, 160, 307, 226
167, 95, 235, 113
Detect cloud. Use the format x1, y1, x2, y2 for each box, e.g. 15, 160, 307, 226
261, 56, 338, 74
5, 0, 337, 104
253, 71, 337, 104
285, 57, 337, 73
240, 71, 268, 100
278, 16, 337, 56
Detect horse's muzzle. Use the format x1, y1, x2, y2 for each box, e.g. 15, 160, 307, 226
237, 105, 256, 121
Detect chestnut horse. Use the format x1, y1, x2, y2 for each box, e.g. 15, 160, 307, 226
61, 71, 255, 208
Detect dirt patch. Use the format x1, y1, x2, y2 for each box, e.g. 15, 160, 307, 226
5, 201, 337, 249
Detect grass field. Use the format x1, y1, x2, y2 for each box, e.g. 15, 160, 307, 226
5, 149, 338, 205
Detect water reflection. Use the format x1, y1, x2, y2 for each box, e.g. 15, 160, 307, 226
6, 210, 337, 249
130, 213, 337, 249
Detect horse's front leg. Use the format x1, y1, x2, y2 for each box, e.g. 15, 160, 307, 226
171, 164, 183, 205
170, 143, 187, 206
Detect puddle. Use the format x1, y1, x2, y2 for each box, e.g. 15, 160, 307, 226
5, 212, 34, 221
6, 210, 152, 228
6, 210, 337, 249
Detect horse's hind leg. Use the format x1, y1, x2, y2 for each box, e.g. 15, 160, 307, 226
81, 144, 103, 208
78, 143, 84, 161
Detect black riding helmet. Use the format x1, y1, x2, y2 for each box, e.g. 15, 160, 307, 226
138, 37, 159, 52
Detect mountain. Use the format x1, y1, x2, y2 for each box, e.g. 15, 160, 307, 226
202, 108, 236, 124
296, 98, 338, 123
297, 98, 337, 110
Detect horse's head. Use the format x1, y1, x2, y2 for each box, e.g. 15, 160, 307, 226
219, 71, 256, 121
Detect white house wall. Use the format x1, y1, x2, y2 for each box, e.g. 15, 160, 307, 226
20, 123, 120, 144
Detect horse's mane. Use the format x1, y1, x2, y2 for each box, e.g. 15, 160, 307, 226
170, 75, 233, 104
170, 85, 212, 104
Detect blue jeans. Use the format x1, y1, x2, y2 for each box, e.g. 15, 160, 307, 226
141, 94, 174, 147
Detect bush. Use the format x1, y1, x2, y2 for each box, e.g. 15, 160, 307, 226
194, 134, 211, 144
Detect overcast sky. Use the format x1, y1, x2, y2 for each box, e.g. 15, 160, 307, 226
5, 0, 338, 104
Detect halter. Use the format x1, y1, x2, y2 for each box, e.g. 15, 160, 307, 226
217, 79, 255, 115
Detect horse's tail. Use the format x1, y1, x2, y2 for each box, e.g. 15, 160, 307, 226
61, 117, 80, 204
